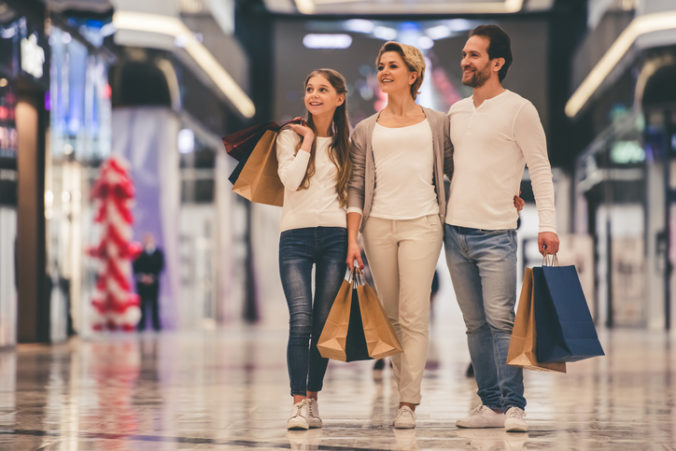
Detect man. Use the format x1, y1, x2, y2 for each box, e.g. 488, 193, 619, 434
444, 25, 559, 433
133, 232, 164, 331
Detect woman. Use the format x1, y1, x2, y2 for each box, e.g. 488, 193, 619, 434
345, 41, 452, 429
276, 68, 351, 430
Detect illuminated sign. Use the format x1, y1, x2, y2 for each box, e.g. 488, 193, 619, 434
610, 141, 645, 164
20, 34, 45, 79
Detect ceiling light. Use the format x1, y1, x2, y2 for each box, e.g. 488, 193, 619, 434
504, 0, 522, 13
303, 34, 352, 49
293, 0, 523, 14
565, 11, 676, 118
426, 25, 452, 40
418, 36, 434, 50
373, 26, 397, 41
295, 0, 315, 14
178, 128, 195, 154
344, 19, 375, 34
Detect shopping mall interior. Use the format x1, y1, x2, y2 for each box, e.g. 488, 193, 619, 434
0, 0, 675, 449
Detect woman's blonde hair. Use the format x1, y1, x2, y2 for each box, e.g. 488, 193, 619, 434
375, 41, 426, 100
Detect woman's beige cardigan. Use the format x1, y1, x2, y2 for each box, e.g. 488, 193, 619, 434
347, 107, 454, 229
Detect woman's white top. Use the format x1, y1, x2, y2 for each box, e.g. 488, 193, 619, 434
369, 119, 439, 220
276, 129, 346, 232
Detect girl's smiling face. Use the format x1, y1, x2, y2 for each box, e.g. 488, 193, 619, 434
304, 74, 344, 118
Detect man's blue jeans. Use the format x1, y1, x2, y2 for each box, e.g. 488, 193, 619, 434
444, 224, 525, 410
279, 227, 347, 396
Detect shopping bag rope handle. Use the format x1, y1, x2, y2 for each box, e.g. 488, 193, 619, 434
344, 266, 366, 287
354, 268, 365, 286
280, 117, 309, 129
542, 254, 559, 267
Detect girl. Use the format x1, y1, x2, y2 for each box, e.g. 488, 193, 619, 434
276, 68, 351, 430
344, 41, 452, 429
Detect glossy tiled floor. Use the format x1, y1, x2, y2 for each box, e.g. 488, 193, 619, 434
1, 321, 675, 450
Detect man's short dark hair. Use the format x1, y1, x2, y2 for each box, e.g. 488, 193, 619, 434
469, 25, 512, 82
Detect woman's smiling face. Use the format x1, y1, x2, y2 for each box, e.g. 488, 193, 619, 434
377, 51, 416, 96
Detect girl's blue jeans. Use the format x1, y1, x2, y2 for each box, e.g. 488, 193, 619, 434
279, 226, 347, 396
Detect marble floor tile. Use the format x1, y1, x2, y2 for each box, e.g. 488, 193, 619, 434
0, 323, 674, 450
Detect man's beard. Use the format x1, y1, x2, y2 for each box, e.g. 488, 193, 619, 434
462, 65, 491, 87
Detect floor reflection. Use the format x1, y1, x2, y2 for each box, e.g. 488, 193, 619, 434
0, 349, 16, 431
0, 324, 674, 449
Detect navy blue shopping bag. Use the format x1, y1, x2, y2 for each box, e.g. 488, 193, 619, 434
344, 286, 372, 362
533, 265, 605, 363
228, 160, 246, 184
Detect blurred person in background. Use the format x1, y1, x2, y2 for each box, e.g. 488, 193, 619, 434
276, 68, 351, 430
133, 232, 164, 331
444, 25, 559, 433
345, 41, 452, 429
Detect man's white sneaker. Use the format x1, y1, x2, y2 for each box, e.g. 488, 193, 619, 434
286, 400, 309, 430
305, 398, 322, 428
393, 405, 416, 429
456, 405, 506, 428
504, 407, 528, 432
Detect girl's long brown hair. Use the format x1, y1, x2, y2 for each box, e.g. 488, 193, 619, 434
298, 68, 352, 207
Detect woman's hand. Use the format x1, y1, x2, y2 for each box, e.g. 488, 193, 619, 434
513, 192, 525, 212
345, 240, 364, 271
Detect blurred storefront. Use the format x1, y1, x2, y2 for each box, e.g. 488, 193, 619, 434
0, 5, 19, 347
0, 0, 254, 342
568, 0, 676, 330
0, 0, 49, 345
45, 18, 112, 341
107, 0, 253, 331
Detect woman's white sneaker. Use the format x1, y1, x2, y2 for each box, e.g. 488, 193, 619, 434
286, 400, 309, 430
456, 405, 505, 428
306, 398, 322, 428
393, 405, 416, 429
504, 406, 528, 432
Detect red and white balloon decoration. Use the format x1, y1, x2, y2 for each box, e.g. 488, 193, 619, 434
88, 156, 142, 331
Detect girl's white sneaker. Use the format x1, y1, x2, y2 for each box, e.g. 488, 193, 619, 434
286, 400, 309, 430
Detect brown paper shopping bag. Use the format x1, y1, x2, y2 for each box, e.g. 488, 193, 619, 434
355, 271, 402, 360
506, 267, 566, 373
316, 270, 353, 361
232, 129, 284, 206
